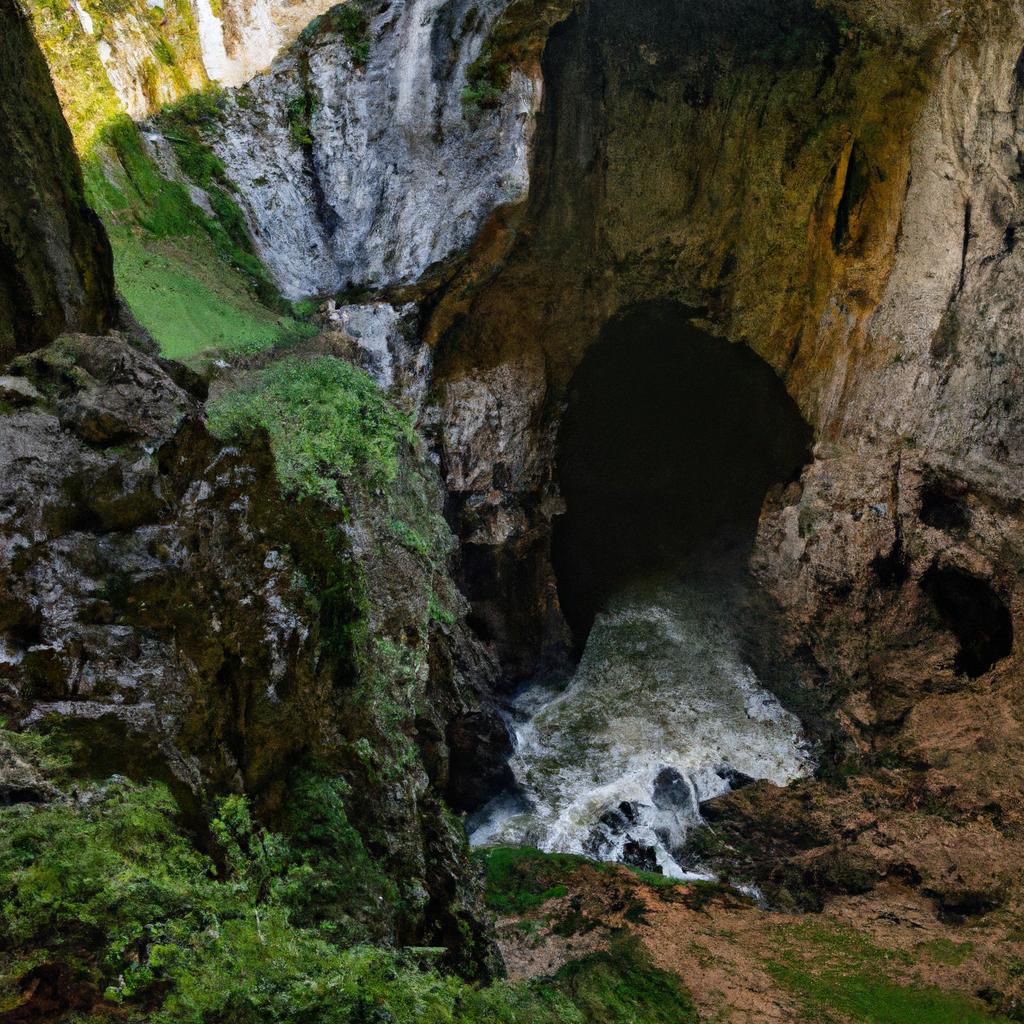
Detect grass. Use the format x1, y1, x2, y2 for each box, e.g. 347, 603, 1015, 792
25, 1, 309, 364
0, 724, 700, 1024
111, 230, 314, 359
80, 115, 314, 360
766, 920, 1013, 1024
206, 356, 414, 504
475, 845, 594, 915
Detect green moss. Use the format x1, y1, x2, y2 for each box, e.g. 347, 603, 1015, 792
207, 356, 414, 503
474, 846, 592, 915
300, 2, 371, 66
766, 921, 1012, 1024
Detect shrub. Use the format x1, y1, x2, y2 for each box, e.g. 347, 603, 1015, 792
206, 357, 415, 504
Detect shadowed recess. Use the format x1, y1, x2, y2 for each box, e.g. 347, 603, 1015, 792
552, 303, 812, 642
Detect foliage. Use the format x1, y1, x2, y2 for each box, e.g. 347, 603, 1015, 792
461, 47, 510, 115
766, 920, 1013, 1024
287, 94, 315, 147
474, 846, 591, 915
206, 357, 414, 503
552, 934, 698, 1024
0, 724, 698, 1024
26, 0, 206, 149
81, 116, 314, 359
300, 3, 371, 66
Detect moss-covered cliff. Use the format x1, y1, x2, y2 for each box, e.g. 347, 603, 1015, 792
0, 0, 115, 365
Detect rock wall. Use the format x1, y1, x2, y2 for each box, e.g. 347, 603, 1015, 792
0, 0, 115, 365
0, 333, 503, 968
413, 0, 1024, 911
203, 0, 538, 298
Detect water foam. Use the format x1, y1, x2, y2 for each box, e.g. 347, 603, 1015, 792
469, 574, 813, 877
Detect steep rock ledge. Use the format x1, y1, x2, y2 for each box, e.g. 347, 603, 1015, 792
0, 0, 115, 363
0, 333, 505, 968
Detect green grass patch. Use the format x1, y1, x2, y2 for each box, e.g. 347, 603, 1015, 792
80, 115, 313, 359
206, 356, 414, 503
110, 229, 314, 359
767, 920, 1012, 1024
552, 934, 699, 1024
474, 845, 593, 915
917, 937, 975, 967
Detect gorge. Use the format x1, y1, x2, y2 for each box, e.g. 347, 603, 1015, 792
1, 0, 1023, 1020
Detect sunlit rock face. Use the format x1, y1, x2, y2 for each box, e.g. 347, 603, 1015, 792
207, 0, 537, 299
194, 0, 342, 87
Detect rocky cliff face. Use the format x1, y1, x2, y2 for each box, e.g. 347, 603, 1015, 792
0, 332, 504, 968
196, 0, 537, 299
2, 5, 510, 977
25, 0, 342, 140
406, 0, 1024, 914
0, 0, 115, 364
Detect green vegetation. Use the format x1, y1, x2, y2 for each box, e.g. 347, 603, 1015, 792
766, 921, 1012, 1024
475, 845, 592, 915
207, 357, 414, 503
81, 114, 314, 359
461, 47, 510, 115
27, 0, 310, 362
300, 3, 371, 66
917, 937, 975, 967
0, 726, 697, 1024
27, 0, 207, 149
553, 935, 699, 1024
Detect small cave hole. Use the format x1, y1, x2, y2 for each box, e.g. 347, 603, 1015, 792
551, 303, 813, 643
920, 565, 1013, 678
919, 477, 971, 533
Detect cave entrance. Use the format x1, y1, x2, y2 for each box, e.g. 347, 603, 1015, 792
551, 303, 813, 643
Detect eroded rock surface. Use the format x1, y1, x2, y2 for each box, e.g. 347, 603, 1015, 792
202, 0, 537, 298
0, 333, 504, 969
0, 0, 114, 363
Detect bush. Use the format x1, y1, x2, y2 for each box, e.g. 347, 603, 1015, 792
206, 357, 414, 503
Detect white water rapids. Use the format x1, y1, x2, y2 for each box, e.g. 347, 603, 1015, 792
469, 574, 814, 878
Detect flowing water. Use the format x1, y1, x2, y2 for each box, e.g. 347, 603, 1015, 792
469, 573, 814, 878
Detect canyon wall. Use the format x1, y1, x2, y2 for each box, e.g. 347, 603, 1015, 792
0, 0, 114, 363
414, 0, 1024, 912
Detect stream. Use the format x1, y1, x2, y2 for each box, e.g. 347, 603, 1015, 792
468, 573, 814, 878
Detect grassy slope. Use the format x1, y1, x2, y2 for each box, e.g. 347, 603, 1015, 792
27, 2, 315, 362
474, 846, 1015, 1024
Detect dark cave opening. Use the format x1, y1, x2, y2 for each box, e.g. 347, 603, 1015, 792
551, 304, 812, 643
921, 564, 1013, 678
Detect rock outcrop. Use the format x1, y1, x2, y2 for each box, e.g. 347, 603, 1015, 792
0, 333, 504, 968
0, 0, 114, 364
193, 0, 537, 298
